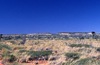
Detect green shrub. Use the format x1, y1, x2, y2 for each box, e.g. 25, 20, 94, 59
65, 53, 80, 60
28, 51, 52, 58
74, 58, 100, 65
8, 55, 16, 62
69, 44, 91, 48
0, 43, 11, 50
19, 49, 28, 53
64, 58, 100, 65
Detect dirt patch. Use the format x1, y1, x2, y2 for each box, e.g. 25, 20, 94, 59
21, 60, 49, 65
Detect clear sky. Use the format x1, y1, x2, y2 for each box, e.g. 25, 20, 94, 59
0, 0, 100, 34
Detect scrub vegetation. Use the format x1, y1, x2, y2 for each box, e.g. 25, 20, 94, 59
0, 32, 100, 65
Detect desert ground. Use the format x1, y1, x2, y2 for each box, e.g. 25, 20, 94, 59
0, 37, 100, 65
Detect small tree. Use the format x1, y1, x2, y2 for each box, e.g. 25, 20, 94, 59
0, 34, 3, 40
91, 31, 96, 39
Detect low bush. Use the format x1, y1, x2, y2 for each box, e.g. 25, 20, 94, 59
74, 58, 100, 65
0, 43, 12, 50
28, 51, 52, 58
8, 55, 16, 62
19, 49, 28, 53
69, 44, 91, 48
65, 53, 80, 60
64, 58, 100, 65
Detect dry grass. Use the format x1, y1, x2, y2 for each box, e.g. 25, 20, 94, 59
1, 39, 100, 65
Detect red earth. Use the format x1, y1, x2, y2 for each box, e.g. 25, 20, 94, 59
21, 60, 49, 65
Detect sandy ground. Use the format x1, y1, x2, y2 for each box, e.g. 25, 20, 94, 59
18, 61, 49, 65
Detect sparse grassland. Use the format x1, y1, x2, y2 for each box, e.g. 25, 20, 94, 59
0, 39, 100, 65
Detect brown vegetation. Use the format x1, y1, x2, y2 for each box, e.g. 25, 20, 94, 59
0, 38, 100, 65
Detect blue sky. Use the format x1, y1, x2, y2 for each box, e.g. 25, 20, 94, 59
0, 0, 100, 34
